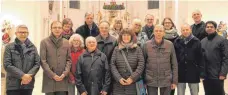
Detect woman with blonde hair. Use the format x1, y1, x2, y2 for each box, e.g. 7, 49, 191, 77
109, 19, 123, 39
68, 34, 85, 95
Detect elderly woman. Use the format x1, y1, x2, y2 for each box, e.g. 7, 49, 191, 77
109, 19, 123, 39
132, 18, 148, 48
62, 18, 74, 40
161, 17, 179, 43
111, 28, 145, 95
76, 36, 111, 95
68, 34, 85, 95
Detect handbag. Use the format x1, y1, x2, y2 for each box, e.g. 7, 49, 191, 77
120, 50, 147, 95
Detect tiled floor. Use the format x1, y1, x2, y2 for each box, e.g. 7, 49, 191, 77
1, 69, 228, 95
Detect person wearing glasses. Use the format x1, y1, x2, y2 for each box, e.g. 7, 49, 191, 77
142, 14, 155, 39
3, 25, 40, 95
40, 21, 72, 95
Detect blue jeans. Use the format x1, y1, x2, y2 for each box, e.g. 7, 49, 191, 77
177, 83, 199, 95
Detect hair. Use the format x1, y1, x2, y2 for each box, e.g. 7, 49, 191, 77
154, 25, 165, 32
111, 19, 123, 30
69, 34, 84, 49
16, 24, 28, 32
133, 18, 142, 26
62, 18, 73, 27
206, 21, 217, 29
161, 17, 176, 29
118, 28, 135, 43
85, 36, 97, 44
145, 14, 154, 22
192, 9, 202, 16
51, 21, 61, 29
85, 12, 94, 18
99, 20, 110, 26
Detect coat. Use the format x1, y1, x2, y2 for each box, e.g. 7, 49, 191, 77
96, 34, 117, 64
75, 22, 99, 39
40, 34, 72, 93
136, 31, 149, 49
174, 35, 205, 83
75, 49, 111, 95
111, 43, 145, 95
143, 38, 178, 87
191, 21, 207, 40
201, 32, 228, 79
3, 38, 40, 90
142, 25, 154, 40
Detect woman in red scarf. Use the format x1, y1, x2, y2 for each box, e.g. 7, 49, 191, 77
68, 34, 85, 95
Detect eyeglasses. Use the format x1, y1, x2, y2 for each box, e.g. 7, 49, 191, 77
52, 27, 62, 29
147, 19, 154, 21
164, 22, 172, 24
17, 32, 28, 34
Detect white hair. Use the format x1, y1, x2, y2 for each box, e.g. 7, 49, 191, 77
69, 34, 84, 48
154, 25, 165, 32
85, 36, 97, 44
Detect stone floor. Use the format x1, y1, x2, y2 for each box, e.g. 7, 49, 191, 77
1, 69, 228, 95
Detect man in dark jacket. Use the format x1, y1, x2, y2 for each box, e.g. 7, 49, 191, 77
191, 10, 207, 40
76, 36, 111, 95
76, 12, 99, 39
201, 21, 228, 95
142, 14, 154, 39
3, 25, 40, 95
96, 21, 117, 63
174, 24, 204, 95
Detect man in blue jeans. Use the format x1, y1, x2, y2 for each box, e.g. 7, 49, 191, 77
174, 24, 205, 95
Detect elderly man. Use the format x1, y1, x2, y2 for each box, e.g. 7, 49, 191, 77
191, 10, 207, 40
174, 24, 204, 95
76, 12, 99, 39
3, 25, 40, 95
142, 14, 155, 39
201, 21, 228, 95
143, 25, 178, 95
40, 21, 72, 95
96, 21, 117, 64
76, 36, 111, 95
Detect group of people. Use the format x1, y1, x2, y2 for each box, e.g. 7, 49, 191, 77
3, 10, 228, 95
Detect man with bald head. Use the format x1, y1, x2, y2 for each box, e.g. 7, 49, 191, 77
174, 24, 204, 95
143, 25, 178, 95
4, 25, 40, 95
40, 21, 72, 95
191, 10, 207, 40
76, 36, 111, 95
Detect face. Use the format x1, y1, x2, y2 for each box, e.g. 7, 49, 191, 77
206, 23, 216, 34
181, 25, 192, 38
133, 23, 142, 33
146, 15, 154, 27
164, 19, 173, 30
154, 26, 165, 40
99, 22, 110, 37
51, 22, 63, 37
122, 33, 131, 43
85, 14, 94, 26
15, 28, 29, 42
192, 11, 202, 23
114, 23, 122, 30
86, 39, 97, 51
71, 39, 81, 48
63, 22, 72, 32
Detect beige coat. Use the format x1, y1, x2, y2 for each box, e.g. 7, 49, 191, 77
40, 34, 71, 93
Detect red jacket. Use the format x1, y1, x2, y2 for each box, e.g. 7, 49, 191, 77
69, 48, 85, 84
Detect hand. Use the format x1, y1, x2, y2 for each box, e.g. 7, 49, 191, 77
70, 80, 76, 84
53, 75, 61, 81
59, 74, 66, 80
21, 74, 32, 85
100, 91, 107, 95
171, 84, 176, 90
219, 76, 226, 80
125, 77, 133, 85
119, 78, 128, 85
81, 92, 87, 95
200, 78, 204, 82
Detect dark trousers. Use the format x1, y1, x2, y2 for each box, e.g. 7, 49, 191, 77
170, 89, 175, 95
46, 91, 68, 95
7, 89, 33, 95
147, 86, 171, 95
203, 79, 225, 95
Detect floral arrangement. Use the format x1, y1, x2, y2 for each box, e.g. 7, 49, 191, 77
2, 20, 12, 44
103, 1, 125, 10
